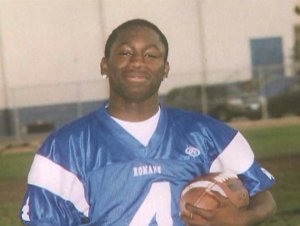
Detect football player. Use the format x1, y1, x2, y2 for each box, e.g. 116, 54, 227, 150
20, 19, 276, 226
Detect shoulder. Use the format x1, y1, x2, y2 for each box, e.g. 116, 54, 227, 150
163, 106, 237, 133
52, 103, 110, 139
37, 107, 103, 156
161, 106, 240, 151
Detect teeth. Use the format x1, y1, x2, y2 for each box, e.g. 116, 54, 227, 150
214, 171, 238, 183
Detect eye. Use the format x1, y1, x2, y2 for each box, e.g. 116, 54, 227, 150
144, 46, 163, 59
145, 50, 162, 59
145, 52, 158, 58
118, 50, 133, 57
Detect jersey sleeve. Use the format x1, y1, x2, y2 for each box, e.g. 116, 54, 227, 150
20, 185, 88, 226
19, 135, 90, 225
209, 131, 275, 196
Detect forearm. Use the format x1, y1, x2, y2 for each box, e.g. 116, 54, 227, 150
242, 190, 276, 226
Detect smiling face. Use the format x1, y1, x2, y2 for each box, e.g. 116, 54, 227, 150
101, 26, 170, 106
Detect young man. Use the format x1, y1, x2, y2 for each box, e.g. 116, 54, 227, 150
20, 19, 276, 226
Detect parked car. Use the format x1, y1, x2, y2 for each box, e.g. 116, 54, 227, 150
163, 82, 262, 121
267, 77, 300, 117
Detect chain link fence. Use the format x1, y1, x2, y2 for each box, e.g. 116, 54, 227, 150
0, 79, 108, 141
1, 63, 299, 141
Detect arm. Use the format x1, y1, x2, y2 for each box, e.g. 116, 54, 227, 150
182, 190, 276, 226
20, 152, 90, 225
240, 190, 276, 226
20, 185, 86, 226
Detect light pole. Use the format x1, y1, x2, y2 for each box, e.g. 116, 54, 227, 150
196, 0, 208, 114
0, 18, 9, 108
0, 16, 11, 136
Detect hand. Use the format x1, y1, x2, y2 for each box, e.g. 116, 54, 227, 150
181, 193, 247, 226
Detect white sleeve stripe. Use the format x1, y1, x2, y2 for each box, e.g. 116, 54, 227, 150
210, 132, 254, 174
28, 154, 90, 216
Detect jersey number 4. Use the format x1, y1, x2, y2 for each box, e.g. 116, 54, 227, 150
129, 182, 173, 226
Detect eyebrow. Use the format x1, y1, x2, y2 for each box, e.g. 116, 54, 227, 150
116, 42, 164, 53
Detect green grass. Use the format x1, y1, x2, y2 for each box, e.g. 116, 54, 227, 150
241, 124, 300, 226
241, 124, 300, 158
0, 152, 34, 226
0, 152, 34, 179
1, 123, 300, 226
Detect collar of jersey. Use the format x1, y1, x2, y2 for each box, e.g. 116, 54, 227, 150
96, 102, 168, 153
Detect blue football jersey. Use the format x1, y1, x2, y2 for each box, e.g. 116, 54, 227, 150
20, 104, 275, 226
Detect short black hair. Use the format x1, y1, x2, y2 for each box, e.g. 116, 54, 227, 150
104, 19, 169, 61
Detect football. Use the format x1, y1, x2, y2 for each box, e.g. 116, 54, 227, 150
180, 171, 249, 214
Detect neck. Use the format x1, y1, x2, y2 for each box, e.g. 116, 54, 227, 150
107, 98, 160, 122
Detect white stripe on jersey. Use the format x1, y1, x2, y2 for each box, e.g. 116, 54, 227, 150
210, 132, 254, 174
28, 154, 90, 216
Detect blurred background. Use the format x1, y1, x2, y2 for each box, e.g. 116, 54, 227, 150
0, 1, 300, 226
0, 0, 299, 140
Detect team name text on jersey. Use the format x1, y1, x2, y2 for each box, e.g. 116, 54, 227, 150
133, 165, 162, 177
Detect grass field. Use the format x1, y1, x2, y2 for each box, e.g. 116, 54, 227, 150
239, 123, 300, 226
0, 122, 300, 226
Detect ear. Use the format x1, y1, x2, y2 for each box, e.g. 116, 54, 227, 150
100, 57, 109, 76
163, 61, 170, 79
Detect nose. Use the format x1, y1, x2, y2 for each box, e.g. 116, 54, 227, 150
130, 53, 145, 68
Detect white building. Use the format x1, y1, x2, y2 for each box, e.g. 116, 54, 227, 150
0, 0, 299, 136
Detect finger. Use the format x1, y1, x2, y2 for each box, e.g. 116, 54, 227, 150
180, 211, 210, 226
180, 208, 191, 220
185, 203, 215, 220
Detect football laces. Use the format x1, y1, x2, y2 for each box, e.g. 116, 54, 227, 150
214, 171, 238, 183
